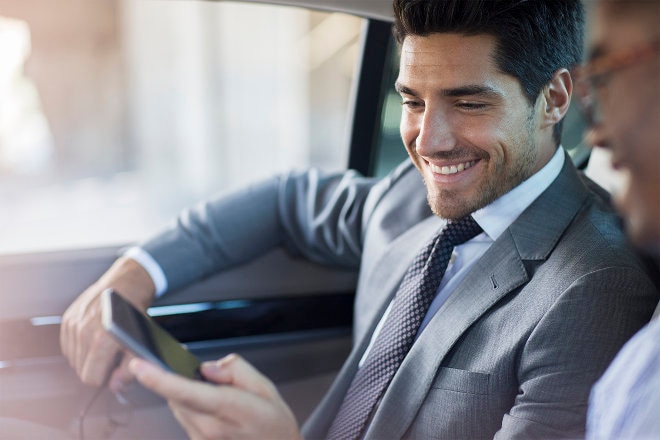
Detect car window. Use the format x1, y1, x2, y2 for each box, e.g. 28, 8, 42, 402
0, 0, 362, 255
370, 42, 591, 178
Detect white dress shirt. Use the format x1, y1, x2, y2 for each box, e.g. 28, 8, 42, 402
123, 246, 169, 296
587, 318, 660, 439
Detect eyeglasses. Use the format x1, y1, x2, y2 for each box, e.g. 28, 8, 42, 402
572, 39, 660, 126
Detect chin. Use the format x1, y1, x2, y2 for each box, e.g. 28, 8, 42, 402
616, 185, 660, 254
625, 215, 660, 255
427, 195, 476, 220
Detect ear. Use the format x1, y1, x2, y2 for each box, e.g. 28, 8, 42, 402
540, 68, 572, 129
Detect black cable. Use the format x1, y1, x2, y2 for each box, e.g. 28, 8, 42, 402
77, 353, 131, 440
78, 385, 106, 440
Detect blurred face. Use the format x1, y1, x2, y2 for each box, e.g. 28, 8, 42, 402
397, 33, 556, 219
585, 2, 660, 249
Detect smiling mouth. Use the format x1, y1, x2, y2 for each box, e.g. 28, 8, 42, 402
428, 160, 478, 175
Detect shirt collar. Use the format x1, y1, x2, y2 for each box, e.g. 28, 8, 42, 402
472, 146, 565, 241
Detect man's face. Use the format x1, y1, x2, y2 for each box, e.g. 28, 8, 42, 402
397, 33, 555, 220
586, 3, 660, 249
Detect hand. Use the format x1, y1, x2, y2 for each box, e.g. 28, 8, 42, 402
60, 256, 155, 390
130, 354, 302, 440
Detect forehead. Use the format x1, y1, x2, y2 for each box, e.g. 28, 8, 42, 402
400, 33, 497, 71
588, 2, 658, 57
397, 33, 517, 94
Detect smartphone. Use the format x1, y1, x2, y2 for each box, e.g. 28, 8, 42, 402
101, 288, 204, 381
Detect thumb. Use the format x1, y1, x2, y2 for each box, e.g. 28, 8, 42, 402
201, 354, 278, 400
109, 352, 136, 393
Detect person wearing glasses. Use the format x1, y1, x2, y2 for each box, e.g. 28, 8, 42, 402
574, 0, 660, 437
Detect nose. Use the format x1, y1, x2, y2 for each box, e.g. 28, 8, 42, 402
415, 106, 456, 157
585, 123, 610, 150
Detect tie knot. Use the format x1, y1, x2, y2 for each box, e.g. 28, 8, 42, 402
442, 216, 482, 247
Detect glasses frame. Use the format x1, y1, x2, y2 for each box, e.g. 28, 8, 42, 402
572, 39, 660, 126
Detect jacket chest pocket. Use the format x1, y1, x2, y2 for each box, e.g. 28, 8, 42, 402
432, 366, 490, 394
405, 368, 496, 439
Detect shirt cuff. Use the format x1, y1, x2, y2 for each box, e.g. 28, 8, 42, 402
123, 246, 168, 297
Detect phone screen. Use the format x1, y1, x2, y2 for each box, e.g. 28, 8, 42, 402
102, 289, 203, 380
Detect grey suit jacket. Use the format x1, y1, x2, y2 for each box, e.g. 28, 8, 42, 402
142, 154, 658, 439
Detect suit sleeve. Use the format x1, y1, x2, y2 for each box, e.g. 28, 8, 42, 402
139, 168, 377, 293
495, 266, 658, 439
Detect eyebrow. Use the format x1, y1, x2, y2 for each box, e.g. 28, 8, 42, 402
587, 44, 607, 62
395, 82, 503, 99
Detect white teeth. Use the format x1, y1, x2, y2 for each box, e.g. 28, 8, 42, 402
430, 160, 476, 175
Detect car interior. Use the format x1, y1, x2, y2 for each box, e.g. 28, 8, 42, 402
0, 0, 653, 438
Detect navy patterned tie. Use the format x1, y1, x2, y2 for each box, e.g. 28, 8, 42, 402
326, 216, 482, 440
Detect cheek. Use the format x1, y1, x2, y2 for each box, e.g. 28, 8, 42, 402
632, 157, 660, 210
400, 116, 418, 151
462, 120, 507, 160
602, 82, 647, 145
611, 104, 637, 143
617, 180, 660, 245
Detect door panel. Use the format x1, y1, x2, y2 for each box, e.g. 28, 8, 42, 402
0, 246, 356, 431
0, 1, 393, 435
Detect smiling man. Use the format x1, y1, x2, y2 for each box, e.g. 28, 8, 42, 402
59, 1, 659, 439
581, 0, 660, 252
396, 32, 556, 220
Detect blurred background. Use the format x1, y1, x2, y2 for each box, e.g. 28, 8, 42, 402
0, 0, 362, 255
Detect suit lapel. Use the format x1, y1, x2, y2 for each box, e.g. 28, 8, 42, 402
364, 154, 591, 439
355, 215, 445, 341
508, 154, 590, 261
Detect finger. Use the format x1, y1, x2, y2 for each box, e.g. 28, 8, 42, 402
59, 306, 73, 365
130, 358, 260, 417
168, 373, 301, 440
109, 352, 135, 392
134, 358, 301, 439
72, 294, 99, 378
169, 402, 227, 440
79, 327, 121, 386
130, 358, 218, 410
201, 354, 279, 400
72, 313, 90, 378
60, 290, 89, 366
71, 290, 122, 386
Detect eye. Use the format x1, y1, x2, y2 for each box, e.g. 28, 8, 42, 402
589, 72, 611, 89
456, 101, 488, 111
401, 99, 424, 110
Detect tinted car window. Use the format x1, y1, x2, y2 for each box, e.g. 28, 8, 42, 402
0, 0, 362, 254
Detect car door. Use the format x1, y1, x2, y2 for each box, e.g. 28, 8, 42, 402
0, 0, 398, 437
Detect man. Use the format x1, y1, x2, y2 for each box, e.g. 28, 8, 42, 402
576, 0, 660, 437
61, 0, 658, 438
580, 0, 660, 252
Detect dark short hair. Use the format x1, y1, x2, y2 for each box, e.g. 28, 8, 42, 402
393, 0, 584, 144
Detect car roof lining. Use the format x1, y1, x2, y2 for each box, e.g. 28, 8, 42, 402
210, 0, 394, 22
